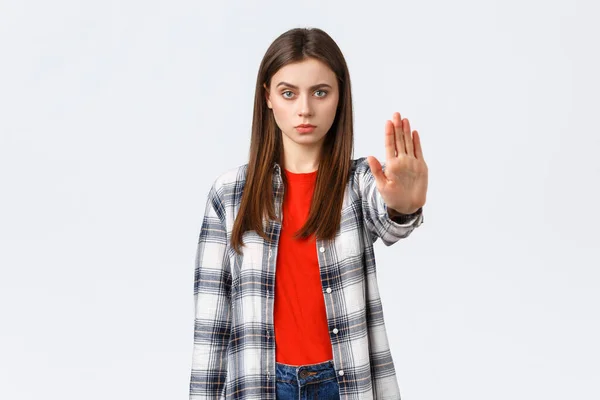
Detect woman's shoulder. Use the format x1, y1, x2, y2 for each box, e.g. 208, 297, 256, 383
350, 156, 380, 181
202, 164, 248, 213
211, 163, 248, 189
350, 157, 369, 173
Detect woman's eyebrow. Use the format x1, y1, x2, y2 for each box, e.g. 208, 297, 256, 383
276, 82, 333, 90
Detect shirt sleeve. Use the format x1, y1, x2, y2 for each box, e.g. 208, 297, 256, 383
356, 158, 424, 246
190, 182, 231, 399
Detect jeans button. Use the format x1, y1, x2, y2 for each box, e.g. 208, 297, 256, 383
298, 370, 309, 379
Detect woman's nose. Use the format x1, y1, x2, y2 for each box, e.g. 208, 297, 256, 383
297, 95, 313, 117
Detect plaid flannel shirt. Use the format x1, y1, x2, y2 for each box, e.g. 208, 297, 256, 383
190, 156, 424, 399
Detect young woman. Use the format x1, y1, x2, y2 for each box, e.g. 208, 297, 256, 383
190, 27, 428, 400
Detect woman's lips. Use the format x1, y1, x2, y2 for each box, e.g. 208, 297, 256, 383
295, 125, 316, 133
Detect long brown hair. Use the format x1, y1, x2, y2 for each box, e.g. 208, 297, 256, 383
231, 27, 354, 255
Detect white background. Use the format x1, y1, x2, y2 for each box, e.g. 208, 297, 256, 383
1, 0, 599, 399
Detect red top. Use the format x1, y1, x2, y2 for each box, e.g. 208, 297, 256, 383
273, 168, 333, 365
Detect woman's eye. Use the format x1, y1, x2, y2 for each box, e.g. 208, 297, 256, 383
281, 90, 327, 99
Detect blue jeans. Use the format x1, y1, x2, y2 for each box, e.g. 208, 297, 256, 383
275, 359, 340, 399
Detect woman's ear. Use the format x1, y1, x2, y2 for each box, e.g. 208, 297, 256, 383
263, 83, 272, 109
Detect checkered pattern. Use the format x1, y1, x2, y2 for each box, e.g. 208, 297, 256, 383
190, 157, 424, 399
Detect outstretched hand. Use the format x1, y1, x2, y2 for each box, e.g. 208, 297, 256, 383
367, 112, 428, 215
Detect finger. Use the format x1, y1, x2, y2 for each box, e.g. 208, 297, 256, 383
384, 120, 396, 160
393, 112, 406, 155
367, 155, 386, 186
413, 130, 425, 160
403, 118, 414, 157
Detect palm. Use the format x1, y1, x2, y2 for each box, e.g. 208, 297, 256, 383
367, 112, 428, 215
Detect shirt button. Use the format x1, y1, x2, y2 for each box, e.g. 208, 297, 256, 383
338, 370, 344, 376
326, 287, 332, 293
319, 246, 325, 253
333, 328, 339, 334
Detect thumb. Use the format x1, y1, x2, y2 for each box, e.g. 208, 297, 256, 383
367, 156, 386, 186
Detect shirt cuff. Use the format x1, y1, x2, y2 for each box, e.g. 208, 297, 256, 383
386, 205, 424, 226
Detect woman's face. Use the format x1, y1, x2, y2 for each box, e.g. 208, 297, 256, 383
265, 57, 339, 152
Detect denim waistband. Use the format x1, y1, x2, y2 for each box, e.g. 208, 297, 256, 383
275, 359, 336, 385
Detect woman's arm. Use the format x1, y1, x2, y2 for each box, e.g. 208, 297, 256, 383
189, 183, 231, 399
356, 158, 424, 245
